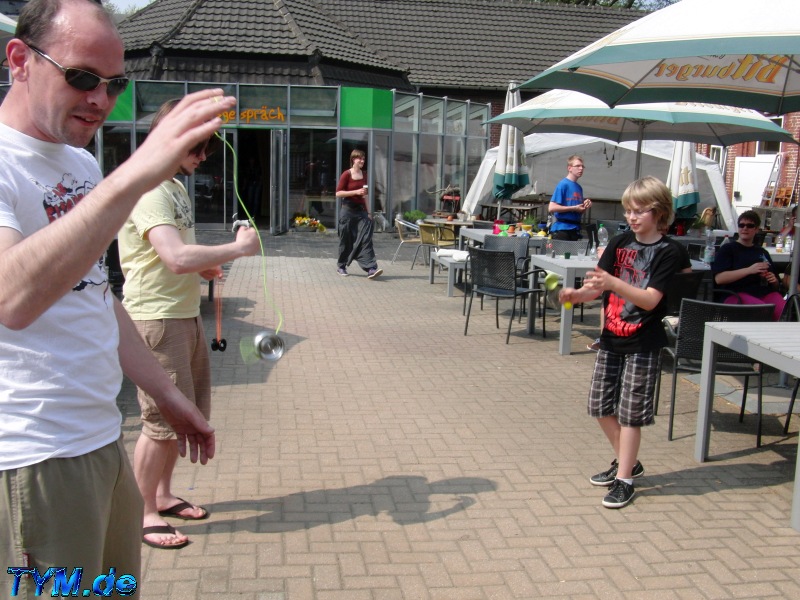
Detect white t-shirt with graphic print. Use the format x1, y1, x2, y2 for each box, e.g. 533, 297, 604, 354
0, 122, 122, 470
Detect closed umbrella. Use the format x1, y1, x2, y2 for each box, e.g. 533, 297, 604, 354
667, 141, 701, 220
492, 82, 530, 218
488, 89, 796, 178
517, 0, 800, 115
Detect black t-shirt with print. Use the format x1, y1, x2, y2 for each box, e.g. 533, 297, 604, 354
597, 232, 683, 354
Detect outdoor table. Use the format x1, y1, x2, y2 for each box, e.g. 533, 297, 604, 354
695, 321, 800, 531
459, 228, 547, 252
528, 255, 710, 355
423, 217, 473, 230
529, 254, 598, 355
760, 246, 792, 264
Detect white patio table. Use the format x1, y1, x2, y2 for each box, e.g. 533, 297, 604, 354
695, 321, 800, 531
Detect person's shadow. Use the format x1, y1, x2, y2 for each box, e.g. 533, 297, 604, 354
180, 475, 497, 534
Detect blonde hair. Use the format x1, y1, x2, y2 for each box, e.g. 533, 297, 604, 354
621, 176, 674, 231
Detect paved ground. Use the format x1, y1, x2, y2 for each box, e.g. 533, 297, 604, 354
119, 228, 800, 599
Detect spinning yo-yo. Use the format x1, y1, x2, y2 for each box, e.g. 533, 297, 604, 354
253, 330, 285, 361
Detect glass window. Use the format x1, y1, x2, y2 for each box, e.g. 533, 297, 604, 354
239, 85, 288, 127
468, 104, 489, 137
467, 138, 487, 203
443, 136, 465, 204
445, 100, 467, 136
394, 93, 420, 133
373, 131, 390, 215
288, 129, 338, 229
420, 96, 443, 134
289, 86, 338, 127
99, 124, 133, 176
135, 81, 185, 121
417, 134, 442, 213
709, 145, 725, 167
392, 132, 416, 218
758, 117, 784, 154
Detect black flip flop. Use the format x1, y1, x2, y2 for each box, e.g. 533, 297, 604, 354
142, 524, 189, 550
158, 497, 209, 520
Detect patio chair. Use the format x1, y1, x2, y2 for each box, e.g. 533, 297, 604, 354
419, 223, 456, 268
483, 234, 531, 273
391, 217, 423, 268
655, 298, 774, 445
464, 247, 544, 344
471, 220, 495, 230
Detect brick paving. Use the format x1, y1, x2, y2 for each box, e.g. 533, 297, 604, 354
119, 228, 800, 599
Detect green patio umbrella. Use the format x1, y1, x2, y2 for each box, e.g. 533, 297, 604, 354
489, 89, 797, 179
517, 0, 800, 115
492, 82, 530, 209
666, 141, 701, 220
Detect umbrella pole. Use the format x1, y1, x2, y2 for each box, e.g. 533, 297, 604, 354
791, 222, 800, 301
634, 122, 644, 179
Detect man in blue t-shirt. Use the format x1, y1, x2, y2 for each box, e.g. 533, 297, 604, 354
549, 155, 592, 240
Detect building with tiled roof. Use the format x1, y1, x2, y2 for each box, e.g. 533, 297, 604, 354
119, 0, 643, 112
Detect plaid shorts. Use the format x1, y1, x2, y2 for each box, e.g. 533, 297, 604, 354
587, 349, 661, 427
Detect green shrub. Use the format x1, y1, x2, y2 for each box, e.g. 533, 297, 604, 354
403, 209, 427, 223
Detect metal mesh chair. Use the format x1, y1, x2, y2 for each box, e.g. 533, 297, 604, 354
391, 218, 422, 267
483, 235, 531, 272
464, 247, 545, 344
546, 239, 591, 257
656, 299, 774, 445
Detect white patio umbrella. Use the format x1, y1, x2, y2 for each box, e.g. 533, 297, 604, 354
517, 0, 800, 115
492, 82, 530, 216
666, 141, 701, 220
488, 89, 796, 178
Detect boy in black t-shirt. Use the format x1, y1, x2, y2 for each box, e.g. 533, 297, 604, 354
560, 177, 682, 509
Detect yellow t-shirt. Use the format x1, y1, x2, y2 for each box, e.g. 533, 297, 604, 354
119, 178, 201, 319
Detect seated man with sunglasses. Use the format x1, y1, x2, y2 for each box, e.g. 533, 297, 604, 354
712, 210, 786, 321
0, 0, 235, 595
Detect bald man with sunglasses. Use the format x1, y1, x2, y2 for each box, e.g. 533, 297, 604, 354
0, 0, 236, 594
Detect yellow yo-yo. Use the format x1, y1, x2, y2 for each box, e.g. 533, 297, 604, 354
563, 301, 573, 310
543, 272, 560, 291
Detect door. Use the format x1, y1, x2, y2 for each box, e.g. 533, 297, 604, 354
733, 156, 774, 210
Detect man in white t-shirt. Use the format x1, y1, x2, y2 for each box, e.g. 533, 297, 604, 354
0, 0, 235, 595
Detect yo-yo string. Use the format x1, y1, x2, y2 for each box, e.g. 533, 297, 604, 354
214, 278, 223, 341
214, 132, 284, 337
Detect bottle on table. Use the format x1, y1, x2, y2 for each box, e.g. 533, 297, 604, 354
703, 228, 715, 264
596, 223, 608, 258
776, 235, 784, 253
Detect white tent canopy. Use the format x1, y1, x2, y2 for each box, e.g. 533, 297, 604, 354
463, 133, 735, 230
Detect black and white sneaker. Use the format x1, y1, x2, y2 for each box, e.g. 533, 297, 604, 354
589, 459, 644, 487
602, 479, 635, 509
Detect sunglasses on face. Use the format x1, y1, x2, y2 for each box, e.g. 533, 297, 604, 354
27, 44, 129, 98
738, 222, 757, 229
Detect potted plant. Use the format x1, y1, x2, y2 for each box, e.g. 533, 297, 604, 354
403, 209, 427, 224
292, 214, 327, 233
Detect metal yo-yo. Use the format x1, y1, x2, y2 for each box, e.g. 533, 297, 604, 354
253, 331, 285, 361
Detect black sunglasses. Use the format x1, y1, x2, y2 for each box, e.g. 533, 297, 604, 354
27, 44, 129, 98
738, 222, 757, 229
